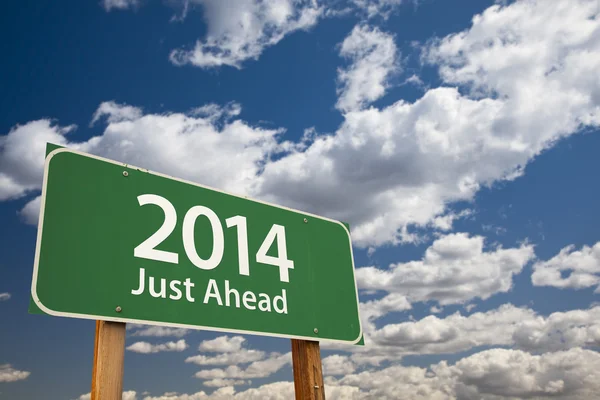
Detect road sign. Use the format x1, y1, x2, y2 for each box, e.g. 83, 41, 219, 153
30, 146, 362, 344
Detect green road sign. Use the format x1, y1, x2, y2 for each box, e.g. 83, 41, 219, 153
30, 146, 362, 344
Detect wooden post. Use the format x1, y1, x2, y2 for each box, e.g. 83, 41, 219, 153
291, 339, 325, 400
91, 321, 127, 400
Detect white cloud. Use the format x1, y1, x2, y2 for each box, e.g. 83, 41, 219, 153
136, 347, 600, 399
203, 379, 248, 388
255, 0, 600, 247
143, 383, 293, 400
329, 347, 600, 400
76, 391, 137, 400
356, 233, 535, 305
186, 349, 265, 366
126, 339, 188, 354
130, 326, 190, 338
5, 1, 600, 248
169, 0, 322, 69
430, 305, 442, 314
357, 293, 411, 342
323, 293, 409, 366
1, 102, 287, 224
448, 348, 600, 399
336, 25, 400, 112
0, 364, 30, 383
194, 352, 291, 380
225, 382, 293, 400
142, 391, 214, 400
198, 336, 246, 353
532, 242, 600, 290
322, 355, 356, 376
430, 209, 472, 231
352, 0, 404, 20
326, 303, 600, 368
0, 293, 11, 301
101, 0, 139, 12
90, 101, 143, 125
18, 195, 41, 225
190, 102, 241, 121
330, 364, 452, 399
0, 120, 73, 201
426, 0, 600, 118
372, 304, 600, 356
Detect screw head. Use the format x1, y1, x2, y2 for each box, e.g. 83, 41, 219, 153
304, 218, 308, 223
123, 171, 129, 177
115, 306, 122, 313
313, 328, 318, 334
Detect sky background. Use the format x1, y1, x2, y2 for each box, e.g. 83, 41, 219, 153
1, 0, 600, 399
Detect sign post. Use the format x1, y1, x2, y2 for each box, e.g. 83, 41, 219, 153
30, 145, 362, 399
91, 321, 126, 400
292, 339, 325, 399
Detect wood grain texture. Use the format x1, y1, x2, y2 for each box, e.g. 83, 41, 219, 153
291, 339, 325, 400
91, 321, 126, 400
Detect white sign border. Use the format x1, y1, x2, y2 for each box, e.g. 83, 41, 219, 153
31, 146, 364, 345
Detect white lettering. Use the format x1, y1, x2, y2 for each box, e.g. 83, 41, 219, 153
183, 278, 195, 302
203, 279, 223, 306
258, 293, 271, 312
225, 280, 240, 308
183, 206, 224, 270
274, 289, 287, 314
169, 280, 182, 300
242, 291, 256, 310
149, 276, 166, 298
131, 268, 145, 295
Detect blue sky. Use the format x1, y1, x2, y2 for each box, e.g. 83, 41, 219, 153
1, 0, 600, 399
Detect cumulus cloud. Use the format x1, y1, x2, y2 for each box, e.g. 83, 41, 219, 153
0, 120, 73, 201
336, 25, 400, 112
76, 391, 137, 400
329, 347, 600, 400
126, 339, 188, 354
18, 195, 41, 225
0, 364, 30, 383
352, 0, 405, 19
101, 0, 139, 12
532, 241, 600, 291
129, 326, 190, 338
113, 347, 600, 399
0, 293, 11, 301
357, 293, 411, 343
194, 352, 291, 380
186, 349, 265, 366
356, 233, 535, 305
325, 303, 600, 368
1, 102, 287, 224
203, 379, 248, 388
90, 101, 143, 125
384, 305, 600, 362
4, 1, 600, 247
322, 355, 356, 376
255, 0, 600, 247
169, 0, 322, 69
143, 383, 293, 400
198, 336, 246, 353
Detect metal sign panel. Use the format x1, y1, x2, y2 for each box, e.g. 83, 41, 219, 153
30, 146, 362, 344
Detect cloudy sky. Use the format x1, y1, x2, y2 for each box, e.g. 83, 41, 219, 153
1, 0, 600, 398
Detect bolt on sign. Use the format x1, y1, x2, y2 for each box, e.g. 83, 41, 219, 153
30, 145, 362, 344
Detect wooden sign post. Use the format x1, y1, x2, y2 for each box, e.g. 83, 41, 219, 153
89, 326, 325, 400
91, 321, 127, 400
292, 339, 325, 400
